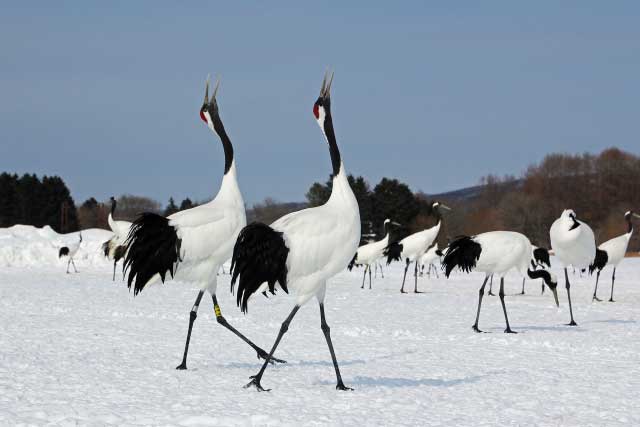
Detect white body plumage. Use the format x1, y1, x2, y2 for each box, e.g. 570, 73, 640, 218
550, 209, 596, 269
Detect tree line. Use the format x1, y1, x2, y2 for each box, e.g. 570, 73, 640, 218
2, 147, 638, 252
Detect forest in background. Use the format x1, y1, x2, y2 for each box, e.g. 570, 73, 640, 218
1, 147, 639, 252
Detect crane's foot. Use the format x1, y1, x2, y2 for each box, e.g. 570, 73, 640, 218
567, 321, 578, 326
504, 328, 518, 334
336, 382, 354, 391
175, 362, 187, 370
592, 296, 602, 302
488, 291, 495, 296
472, 325, 483, 333
256, 349, 286, 364
414, 290, 423, 294
519, 291, 525, 295
244, 376, 270, 392
400, 289, 407, 294
608, 298, 615, 303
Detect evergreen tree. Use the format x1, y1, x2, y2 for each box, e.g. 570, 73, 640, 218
164, 197, 179, 216
179, 198, 194, 211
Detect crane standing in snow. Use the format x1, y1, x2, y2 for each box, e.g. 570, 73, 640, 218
230, 72, 360, 391
102, 196, 131, 281
124, 77, 282, 370
59, 233, 82, 274
384, 202, 451, 293
348, 219, 400, 289
589, 211, 639, 302
550, 209, 596, 326
442, 231, 558, 333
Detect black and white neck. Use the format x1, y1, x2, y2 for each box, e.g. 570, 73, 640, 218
315, 102, 341, 177
110, 197, 117, 216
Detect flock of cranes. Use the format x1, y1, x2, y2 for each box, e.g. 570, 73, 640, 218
54, 72, 639, 392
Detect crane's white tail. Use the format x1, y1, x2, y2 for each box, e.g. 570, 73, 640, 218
58, 247, 70, 258
230, 222, 289, 313
123, 213, 182, 296
589, 249, 608, 275
441, 235, 482, 277
383, 241, 403, 265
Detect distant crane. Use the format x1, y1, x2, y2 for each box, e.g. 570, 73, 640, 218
589, 211, 639, 302
102, 197, 131, 280
348, 219, 400, 289
59, 233, 82, 274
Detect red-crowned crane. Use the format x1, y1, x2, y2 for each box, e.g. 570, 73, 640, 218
442, 231, 558, 333
123, 77, 282, 370
589, 210, 639, 302
102, 196, 131, 281
230, 72, 360, 391
550, 209, 596, 326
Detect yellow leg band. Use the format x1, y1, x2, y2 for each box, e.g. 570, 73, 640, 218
214, 304, 222, 317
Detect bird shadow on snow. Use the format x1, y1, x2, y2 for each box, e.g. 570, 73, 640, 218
316, 372, 499, 389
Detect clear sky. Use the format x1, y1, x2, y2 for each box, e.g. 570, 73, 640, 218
1, 1, 638, 206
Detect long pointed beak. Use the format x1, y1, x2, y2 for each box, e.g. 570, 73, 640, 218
439, 204, 452, 211
392, 222, 402, 226
551, 287, 559, 307
204, 74, 210, 104
320, 69, 334, 97
633, 213, 640, 219
212, 76, 220, 99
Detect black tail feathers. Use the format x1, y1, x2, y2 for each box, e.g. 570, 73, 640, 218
230, 222, 289, 314
384, 241, 403, 265
58, 247, 69, 258
589, 248, 608, 275
441, 235, 482, 277
123, 213, 182, 296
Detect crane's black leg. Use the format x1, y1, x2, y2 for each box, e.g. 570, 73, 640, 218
541, 280, 545, 295
245, 305, 300, 391
361, 265, 368, 289
400, 258, 410, 293
520, 277, 525, 295
71, 258, 78, 273
433, 264, 439, 279
380, 263, 384, 278
414, 261, 422, 293
565, 268, 577, 326
488, 275, 495, 296
368, 265, 372, 289
499, 277, 517, 333
212, 295, 285, 365
112, 260, 117, 281
592, 270, 602, 302
374, 263, 378, 278
609, 268, 616, 302
473, 275, 489, 333
66, 259, 71, 274
176, 290, 205, 370
318, 302, 352, 391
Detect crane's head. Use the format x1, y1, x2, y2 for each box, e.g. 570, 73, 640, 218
624, 210, 640, 220
432, 201, 452, 212
313, 70, 333, 129
199, 74, 220, 130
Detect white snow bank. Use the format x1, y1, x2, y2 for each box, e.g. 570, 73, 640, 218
0, 224, 114, 268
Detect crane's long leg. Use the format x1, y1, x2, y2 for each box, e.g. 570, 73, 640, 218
565, 268, 577, 326
379, 262, 384, 278
499, 277, 517, 333
368, 265, 372, 289
112, 260, 117, 281
520, 277, 526, 295
400, 259, 410, 293
488, 274, 495, 296
473, 275, 489, 333
414, 261, 422, 293
245, 306, 300, 392
319, 302, 352, 390
70, 257, 78, 273
609, 268, 616, 302
176, 290, 205, 370
66, 259, 71, 274
592, 270, 602, 302
433, 264, 439, 279
212, 295, 285, 364
361, 265, 368, 289
374, 262, 378, 278
541, 280, 545, 295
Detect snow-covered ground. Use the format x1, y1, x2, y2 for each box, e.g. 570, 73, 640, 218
1, 226, 639, 426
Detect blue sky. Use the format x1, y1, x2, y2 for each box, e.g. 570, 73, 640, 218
1, 2, 638, 206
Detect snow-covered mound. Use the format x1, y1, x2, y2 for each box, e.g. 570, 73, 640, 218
0, 225, 114, 268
